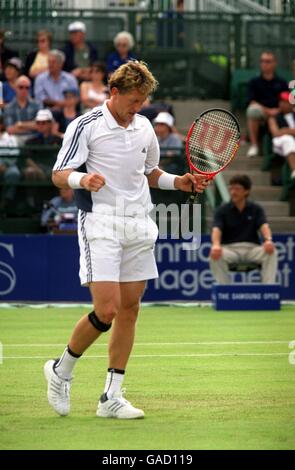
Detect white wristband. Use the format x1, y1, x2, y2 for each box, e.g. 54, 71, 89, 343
158, 172, 177, 190
68, 171, 87, 189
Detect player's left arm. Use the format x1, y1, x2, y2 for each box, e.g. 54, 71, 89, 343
145, 125, 208, 192
146, 168, 209, 193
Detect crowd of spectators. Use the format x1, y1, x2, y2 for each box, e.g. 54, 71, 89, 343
4, 22, 295, 231
0, 23, 184, 227
245, 51, 295, 180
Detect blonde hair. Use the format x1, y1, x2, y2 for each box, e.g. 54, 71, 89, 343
109, 60, 158, 96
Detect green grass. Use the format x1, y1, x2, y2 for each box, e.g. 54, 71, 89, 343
1, 305, 295, 450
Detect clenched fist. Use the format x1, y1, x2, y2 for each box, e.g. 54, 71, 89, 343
80, 173, 106, 192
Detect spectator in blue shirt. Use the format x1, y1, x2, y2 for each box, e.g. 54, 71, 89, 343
4, 75, 41, 141
41, 188, 78, 232
34, 49, 79, 111
106, 31, 136, 76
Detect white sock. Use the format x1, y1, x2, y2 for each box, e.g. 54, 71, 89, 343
54, 346, 81, 380
104, 368, 125, 398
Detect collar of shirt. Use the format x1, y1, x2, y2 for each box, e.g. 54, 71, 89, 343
229, 200, 252, 212
47, 71, 67, 83
101, 100, 142, 131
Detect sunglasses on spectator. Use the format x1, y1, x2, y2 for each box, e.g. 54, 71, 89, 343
260, 59, 274, 63
18, 85, 30, 89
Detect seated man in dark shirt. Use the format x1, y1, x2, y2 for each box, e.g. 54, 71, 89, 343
246, 51, 288, 158
209, 174, 277, 284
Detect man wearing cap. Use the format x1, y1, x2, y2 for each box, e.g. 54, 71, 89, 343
268, 91, 295, 180
246, 51, 288, 158
64, 22, 98, 82
34, 50, 79, 111
24, 109, 62, 182
153, 111, 183, 172
4, 75, 41, 141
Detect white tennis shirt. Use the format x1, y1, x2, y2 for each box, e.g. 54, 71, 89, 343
53, 101, 160, 215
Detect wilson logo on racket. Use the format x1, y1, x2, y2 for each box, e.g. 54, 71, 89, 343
186, 108, 241, 179
198, 120, 235, 155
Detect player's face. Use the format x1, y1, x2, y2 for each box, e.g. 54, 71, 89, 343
229, 184, 249, 205
111, 88, 147, 126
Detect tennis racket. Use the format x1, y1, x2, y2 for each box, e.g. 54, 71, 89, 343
178, 108, 240, 244
185, 108, 241, 203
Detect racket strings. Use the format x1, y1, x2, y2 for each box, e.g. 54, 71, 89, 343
188, 111, 239, 173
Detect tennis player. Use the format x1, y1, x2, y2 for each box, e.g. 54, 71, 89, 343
44, 61, 209, 419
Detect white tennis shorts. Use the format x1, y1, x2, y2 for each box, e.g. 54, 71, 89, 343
77, 210, 159, 284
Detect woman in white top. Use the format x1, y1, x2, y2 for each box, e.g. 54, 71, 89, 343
25, 30, 52, 80
80, 62, 109, 112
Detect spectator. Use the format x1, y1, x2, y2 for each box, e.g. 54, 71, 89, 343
209, 174, 277, 284
24, 109, 62, 181
2, 57, 22, 105
64, 21, 98, 82
24, 30, 52, 80
268, 91, 295, 180
34, 49, 79, 111
80, 62, 109, 112
0, 115, 20, 210
106, 31, 136, 76
41, 188, 78, 232
4, 75, 41, 142
53, 89, 81, 135
157, 0, 184, 48
0, 30, 19, 80
153, 112, 183, 172
246, 51, 288, 158
139, 97, 175, 122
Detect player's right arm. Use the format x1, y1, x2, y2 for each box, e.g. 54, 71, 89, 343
52, 169, 105, 192
52, 116, 105, 192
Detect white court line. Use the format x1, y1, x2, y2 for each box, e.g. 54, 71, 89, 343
2, 341, 289, 347
2, 353, 289, 359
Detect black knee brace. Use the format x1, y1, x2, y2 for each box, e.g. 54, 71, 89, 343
88, 311, 112, 332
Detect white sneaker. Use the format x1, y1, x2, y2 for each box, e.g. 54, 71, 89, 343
247, 144, 259, 158
44, 359, 72, 416
96, 389, 145, 419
